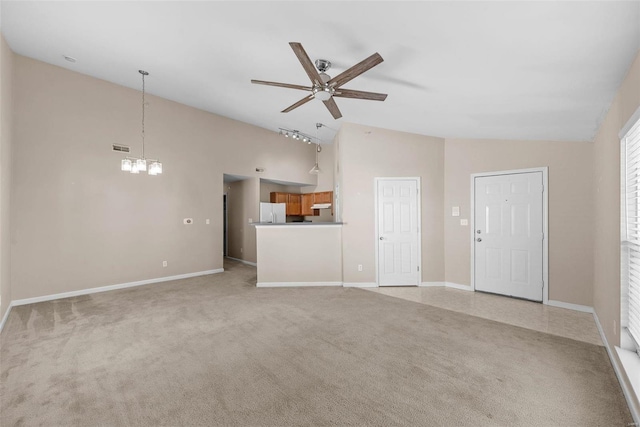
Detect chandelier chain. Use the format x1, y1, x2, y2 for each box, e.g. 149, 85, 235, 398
141, 72, 145, 159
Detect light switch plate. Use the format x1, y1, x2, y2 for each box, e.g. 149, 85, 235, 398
248, 218, 253, 224
206, 219, 210, 225
452, 206, 460, 217
460, 219, 468, 226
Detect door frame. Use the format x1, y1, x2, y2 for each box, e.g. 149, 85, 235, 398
470, 167, 549, 303
374, 177, 422, 287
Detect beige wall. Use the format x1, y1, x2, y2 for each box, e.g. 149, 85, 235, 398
593, 51, 640, 347
227, 178, 259, 263
256, 225, 342, 284
11, 55, 316, 300
0, 34, 13, 319
338, 123, 445, 284
444, 138, 594, 305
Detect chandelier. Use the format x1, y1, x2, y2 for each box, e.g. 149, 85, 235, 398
121, 70, 163, 175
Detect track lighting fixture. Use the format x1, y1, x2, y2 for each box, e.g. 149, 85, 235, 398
277, 128, 315, 144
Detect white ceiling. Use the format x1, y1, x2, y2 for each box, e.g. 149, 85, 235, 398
1, 1, 639, 143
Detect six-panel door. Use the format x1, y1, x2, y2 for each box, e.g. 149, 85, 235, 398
474, 172, 544, 301
377, 179, 419, 286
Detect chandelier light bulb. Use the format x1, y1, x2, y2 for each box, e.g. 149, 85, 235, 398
121, 158, 132, 172
136, 158, 147, 171
148, 161, 163, 175
131, 163, 140, 174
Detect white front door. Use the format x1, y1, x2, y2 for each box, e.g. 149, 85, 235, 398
377, 178, 420, 286
474, 172, 544, 301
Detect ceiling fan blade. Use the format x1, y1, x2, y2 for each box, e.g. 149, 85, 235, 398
333, 88, 387, 101
323, 98, 343, 119
282, 94, 314, 113
289, 42, 323, 86
327, 53, 384, 88
251, 80, 312, 91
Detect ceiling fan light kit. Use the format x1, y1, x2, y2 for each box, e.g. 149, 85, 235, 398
252, 42, 388, 119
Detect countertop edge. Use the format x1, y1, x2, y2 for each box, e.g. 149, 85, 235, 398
252, 222, 343, 227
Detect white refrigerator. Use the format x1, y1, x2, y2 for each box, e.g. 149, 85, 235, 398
259, 203, 286, 224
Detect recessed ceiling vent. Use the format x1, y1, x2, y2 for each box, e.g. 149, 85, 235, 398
112, 144, 130, 153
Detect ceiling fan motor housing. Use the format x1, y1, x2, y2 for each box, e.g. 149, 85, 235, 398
313, 72, 334, 100
315, 59, 331, 73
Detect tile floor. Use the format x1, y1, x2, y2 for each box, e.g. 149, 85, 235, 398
364, 286, 603, 346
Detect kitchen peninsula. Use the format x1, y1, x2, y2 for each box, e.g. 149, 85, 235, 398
253, 222, 343, 287
252, 188, 340, 286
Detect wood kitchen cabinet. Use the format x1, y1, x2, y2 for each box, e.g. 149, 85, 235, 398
270, 192, 288, 204
270, 192, 301, 216
314, 191, 333, 204
301, 193, 317, 216
288, 194, 302, 216
313, 191, 334, 215
271, 191, 333, 216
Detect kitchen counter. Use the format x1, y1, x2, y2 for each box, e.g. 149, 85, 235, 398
252, 222, 343, 227
254, 223, 343, 287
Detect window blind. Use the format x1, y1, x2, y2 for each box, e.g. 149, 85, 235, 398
623, 117, 640, 350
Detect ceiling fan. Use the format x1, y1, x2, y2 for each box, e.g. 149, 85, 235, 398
251, 42, 387, 120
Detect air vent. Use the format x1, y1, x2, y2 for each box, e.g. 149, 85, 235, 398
112, 144, 130, 153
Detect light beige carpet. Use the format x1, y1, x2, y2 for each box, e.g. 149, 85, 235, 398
0, 260, 632, 426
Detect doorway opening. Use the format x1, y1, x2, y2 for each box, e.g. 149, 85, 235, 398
223, 194, 228, 257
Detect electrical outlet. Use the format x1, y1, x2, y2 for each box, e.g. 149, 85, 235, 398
206, 219, 210, 225
183, 218, 193, 225
248, 218, 253, 224
162, 261, 167, 267
358, 264, 363, 272
460, 219, 468, 226
452, 206, 460, 217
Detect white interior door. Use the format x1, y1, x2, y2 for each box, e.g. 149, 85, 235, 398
377, 178, 420, 286
474, 172, 544, 301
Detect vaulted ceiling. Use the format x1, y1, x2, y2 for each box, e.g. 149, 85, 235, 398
2, 1, 639, 143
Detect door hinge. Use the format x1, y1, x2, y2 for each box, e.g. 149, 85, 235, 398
417, 266, 420, 272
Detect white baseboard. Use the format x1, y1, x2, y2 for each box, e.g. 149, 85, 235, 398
547, 300, 594, 313
11, 269, 224, 307
0, 303, 12, 334
419, 281, 445, 287
225, 257, 257, 267
593, 312, 640, 425
257, 281, 343, 288
343, 282, 378, 288
418, 282, 473, 291
445, 282, 473, 291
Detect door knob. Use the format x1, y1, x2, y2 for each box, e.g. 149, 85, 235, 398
476, 238, 482, 242
379, 237, 385, 240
